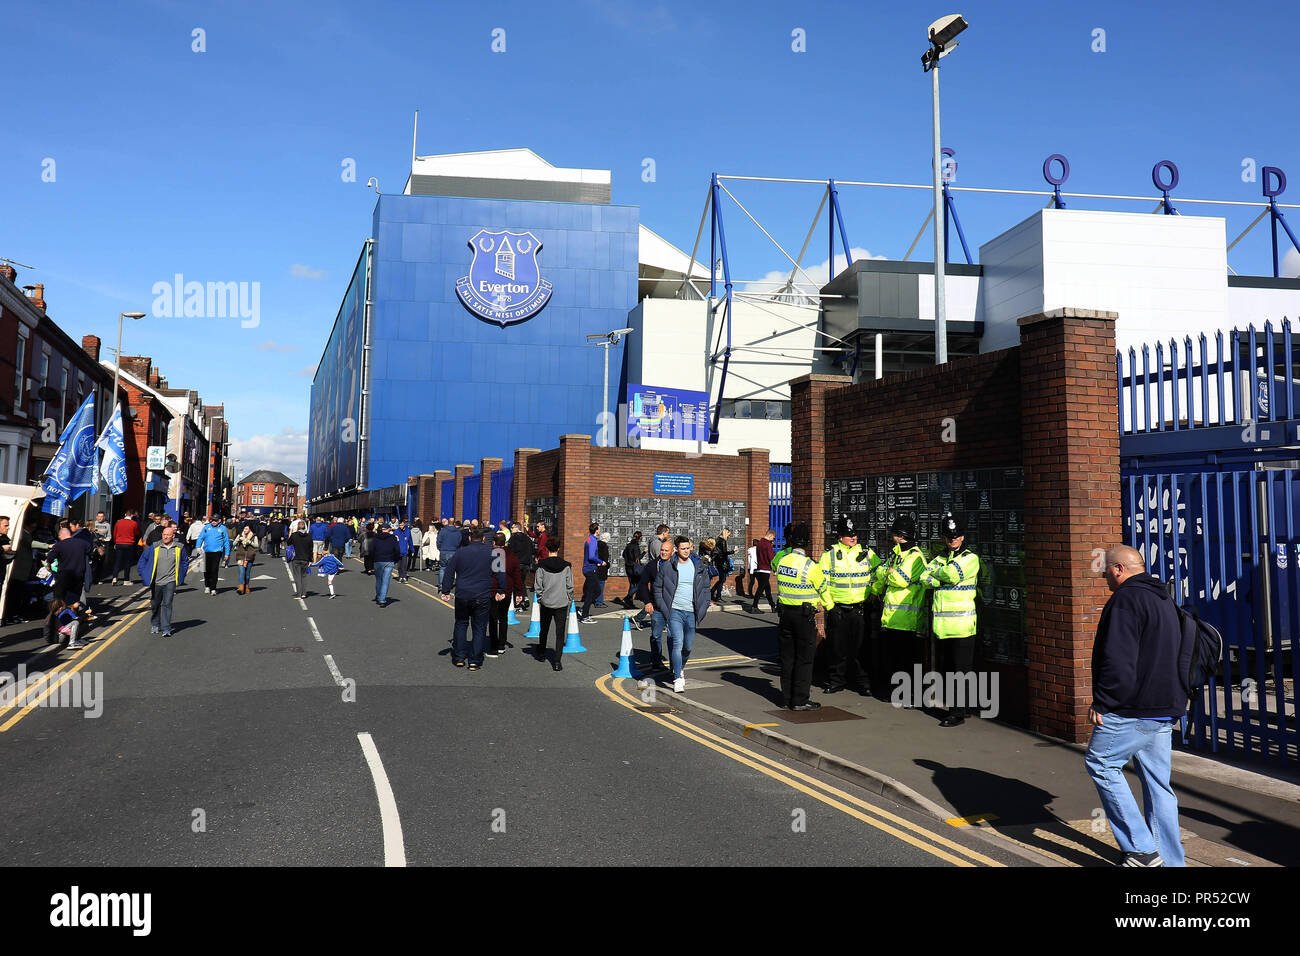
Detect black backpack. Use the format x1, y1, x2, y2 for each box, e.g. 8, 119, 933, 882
1168, 583, 1224, 708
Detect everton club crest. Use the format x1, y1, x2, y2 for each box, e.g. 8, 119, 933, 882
455, 229, 553, 326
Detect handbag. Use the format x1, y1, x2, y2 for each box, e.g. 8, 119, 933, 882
285, 544, 296, 562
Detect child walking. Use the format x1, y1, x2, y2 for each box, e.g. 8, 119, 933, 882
310, 552, 344, 599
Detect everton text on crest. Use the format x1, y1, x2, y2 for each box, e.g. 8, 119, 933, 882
455, 230, 553, 327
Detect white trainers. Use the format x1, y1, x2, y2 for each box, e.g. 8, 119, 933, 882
673, 677, 686, 693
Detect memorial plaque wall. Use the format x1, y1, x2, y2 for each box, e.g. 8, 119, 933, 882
589, 496, 747, 576
524, 497, 557, 534
823, 468, 1026, 665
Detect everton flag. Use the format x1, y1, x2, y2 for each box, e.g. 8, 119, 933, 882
96, 404, 128, 496
41, 394, 98, 515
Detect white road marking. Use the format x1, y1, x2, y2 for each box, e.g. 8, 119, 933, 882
322, 654, 345, 686
307, 617, 323, 642
252, 574, 276, 580
356, 732, 407, 868
297, 598, 307, 611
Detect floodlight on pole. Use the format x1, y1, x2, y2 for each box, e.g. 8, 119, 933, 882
922, 13, 967, 367
586, 328, 635, 447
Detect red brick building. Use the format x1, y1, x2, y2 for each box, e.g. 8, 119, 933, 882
236, 470, 299, 515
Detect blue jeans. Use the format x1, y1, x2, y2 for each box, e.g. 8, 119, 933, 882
1084, 714, 1185, 866
648, 609, 666, 661
454, 595, 490, 665
666, 608, 696, 680
345, 540, 353, 558
374, 562, 395, 603
237, 563, 251, 586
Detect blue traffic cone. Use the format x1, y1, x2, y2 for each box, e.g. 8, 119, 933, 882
523, 592, 541, 638
506, 602, 520, 626
562, 600, 588, 654
610, 615, 641, 678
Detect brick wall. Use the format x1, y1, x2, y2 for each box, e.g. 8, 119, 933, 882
790, 309, 1118, 742
452, 464, 472, 522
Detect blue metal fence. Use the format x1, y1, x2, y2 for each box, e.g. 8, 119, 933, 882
462, 475, 480, 522
769, 464, 791, 546
1120, 321, 1300, 766
441, 481, 453, 520
490, 467, 514, 526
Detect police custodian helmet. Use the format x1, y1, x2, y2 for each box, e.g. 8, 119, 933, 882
889, 514, 916, 539
834, 514, 856, 537
941, 512, 965, 539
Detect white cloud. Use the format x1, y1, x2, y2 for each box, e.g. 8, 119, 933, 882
1283, 247, 1300, 279
295, 364, 318, 377
229, 427, 308, 488
256, 340, 298, 353
290, 264, 326, 280
741, 247, 885, 296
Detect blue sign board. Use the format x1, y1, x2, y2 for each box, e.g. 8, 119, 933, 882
627, 384, 711, 443
653, 473, 695, 496
456, 230, 553, 326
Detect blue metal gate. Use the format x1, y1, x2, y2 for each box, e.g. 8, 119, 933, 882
441, 481, 453, 519
490, 467, 514, 526
1120, 320, 1300, 765
769, 464, 791, 545
462, 475, 480, 522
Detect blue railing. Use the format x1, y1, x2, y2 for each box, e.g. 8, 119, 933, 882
440, 480, 453, 520
1123, 470, 1299, 766
769, 464, 791, 546
490, 467, 513, 527
462, 475, 480, 523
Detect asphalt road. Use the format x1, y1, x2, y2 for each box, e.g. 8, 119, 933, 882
0, 555, 1029, 867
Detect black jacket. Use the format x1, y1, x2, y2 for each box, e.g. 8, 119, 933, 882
441, 542, 503, 600
370, 532, 401, 564
507, 531, 534, 567
287, 531, 313, 562
1092, 573, 1185, 719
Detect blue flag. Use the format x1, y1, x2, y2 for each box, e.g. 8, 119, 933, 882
96, 404, 128, 496
41, 394, 98, 514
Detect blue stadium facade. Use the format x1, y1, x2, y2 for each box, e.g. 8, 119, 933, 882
308, 187, 639, 504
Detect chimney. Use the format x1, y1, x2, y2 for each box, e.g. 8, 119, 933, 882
81, 335, 101, 362
119, 355, 152, 383
22, 284, 45, 312
149, 368, 161, 388
0, 264, 15, 285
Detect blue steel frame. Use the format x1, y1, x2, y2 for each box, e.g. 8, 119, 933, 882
489, 467, 513, 527
769, 464, 792, 546
1268, 193, 1300, 280
462, 475, 480, 523
1121, 321, 1300, 766
707, 174, 855, 444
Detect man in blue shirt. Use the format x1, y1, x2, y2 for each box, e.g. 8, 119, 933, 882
395, 520, 413, 583
579, 522, 606, 623
196, 515, 231, 595
327, 518, 352, 560
310, 517, 329, 560
652, 536, 714, 694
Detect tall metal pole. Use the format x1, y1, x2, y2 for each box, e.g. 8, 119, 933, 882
601, 341, 610, 447
932, 59, 948, 366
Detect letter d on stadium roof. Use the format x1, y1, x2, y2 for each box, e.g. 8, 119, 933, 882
455, 229, 553, 327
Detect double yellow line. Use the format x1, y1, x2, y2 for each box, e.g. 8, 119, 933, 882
0, 602, 150, 732
596, 673, 1003, 867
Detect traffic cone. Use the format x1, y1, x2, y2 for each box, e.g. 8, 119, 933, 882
562, 600, 588, 654
610, 615, 641, 678
506, 603, 520, 626
523, 592, 541, 638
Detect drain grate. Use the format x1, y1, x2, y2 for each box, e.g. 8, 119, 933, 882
255, 647, 304, 654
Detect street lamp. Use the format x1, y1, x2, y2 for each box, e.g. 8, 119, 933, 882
922, 13, 967, 367
586, 328, 634, 447
106, 311, 145, 523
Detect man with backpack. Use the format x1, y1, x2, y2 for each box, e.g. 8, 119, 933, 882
1084, 544, 1187, 867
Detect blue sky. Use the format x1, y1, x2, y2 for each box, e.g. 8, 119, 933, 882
2, 0, 1297, 486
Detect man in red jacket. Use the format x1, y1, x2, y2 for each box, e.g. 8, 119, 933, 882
750, 527, 776, 612
487, 532, 522, 658
111, 509, 140, 585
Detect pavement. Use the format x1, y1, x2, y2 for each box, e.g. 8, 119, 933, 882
595, 595, 1300, 868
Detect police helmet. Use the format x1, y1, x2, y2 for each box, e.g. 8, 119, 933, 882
787, 522, 811, 549
834, 514, 857, 538
889, 515, 916, 540
941, 513, 965, 539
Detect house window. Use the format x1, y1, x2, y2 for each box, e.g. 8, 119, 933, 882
14, 331, 26, 413
36, 351, 49, 422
